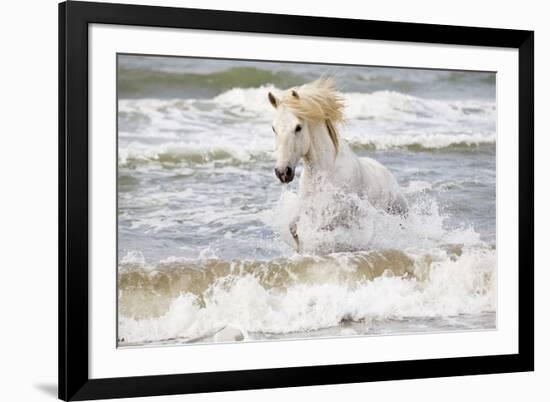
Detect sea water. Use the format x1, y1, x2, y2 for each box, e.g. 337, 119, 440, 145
117, 55, 496, 346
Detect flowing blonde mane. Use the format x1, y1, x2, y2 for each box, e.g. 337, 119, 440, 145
280, 78, 344, 154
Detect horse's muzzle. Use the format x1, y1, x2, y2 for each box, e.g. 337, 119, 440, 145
275, 166, 295, 183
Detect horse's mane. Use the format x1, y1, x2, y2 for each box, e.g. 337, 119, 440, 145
281, 78, 344, 154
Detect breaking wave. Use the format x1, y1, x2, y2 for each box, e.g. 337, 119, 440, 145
118, 87, 495, 168
118, 247, 495, 344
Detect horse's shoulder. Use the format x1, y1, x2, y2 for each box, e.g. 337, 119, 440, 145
359, 156, 386, 171
358, 157, 397, 189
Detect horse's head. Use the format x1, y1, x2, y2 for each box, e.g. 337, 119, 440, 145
268, 90, 310, 184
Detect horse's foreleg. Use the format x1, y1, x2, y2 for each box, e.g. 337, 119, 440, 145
387, 193, 409, 217
289, 219, 300, 252
386, 194, 408, 230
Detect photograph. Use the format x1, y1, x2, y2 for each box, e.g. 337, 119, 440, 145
116, 54, 497, 347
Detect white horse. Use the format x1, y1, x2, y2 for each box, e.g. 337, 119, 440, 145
268, 78, 407, 250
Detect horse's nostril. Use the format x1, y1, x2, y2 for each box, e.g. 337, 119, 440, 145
275, 166, 293, 183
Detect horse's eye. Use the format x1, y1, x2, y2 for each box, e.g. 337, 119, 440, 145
295, 124, 302, 133
272, 126, 277, 135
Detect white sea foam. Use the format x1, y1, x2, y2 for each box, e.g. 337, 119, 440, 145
346, 131, 495, 150
266, 182, 480, 254
118, 139, 264, 165
117, 87, 496, 166
404, 180, 433, 194
213, 84, 277, 116
118, 131, 494, 167
120, 250, 146, 265
344, 90, 495, 122
118, 248, 495, 343
213, 87, 495, 123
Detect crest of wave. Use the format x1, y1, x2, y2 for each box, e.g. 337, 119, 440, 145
213, 86, 495, 122
118, 248, 495, 343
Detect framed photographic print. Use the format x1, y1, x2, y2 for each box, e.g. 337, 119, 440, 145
59, 1, 534, 400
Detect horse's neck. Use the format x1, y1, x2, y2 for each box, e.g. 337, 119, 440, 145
300, 122, 342, 196
303, 122, 338, 174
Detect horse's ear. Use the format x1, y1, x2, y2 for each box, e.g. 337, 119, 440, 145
268, 92, 279, 109
291, 90, 300, 99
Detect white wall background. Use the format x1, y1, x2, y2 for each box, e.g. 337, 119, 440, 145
0, 0, 545, 401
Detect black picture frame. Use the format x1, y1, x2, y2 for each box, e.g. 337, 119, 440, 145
59, 1, 534, 400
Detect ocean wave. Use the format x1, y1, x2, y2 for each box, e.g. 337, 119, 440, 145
118, 133, 495, 169
118, 247, 495, 344
348, 133, 495, 151
118, 139, 269, 166
213, 86, 495, 122
117, 59, 495, 100
119, 87, 496, 124
118, 86, 495, 167
118, 67, 305, 98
